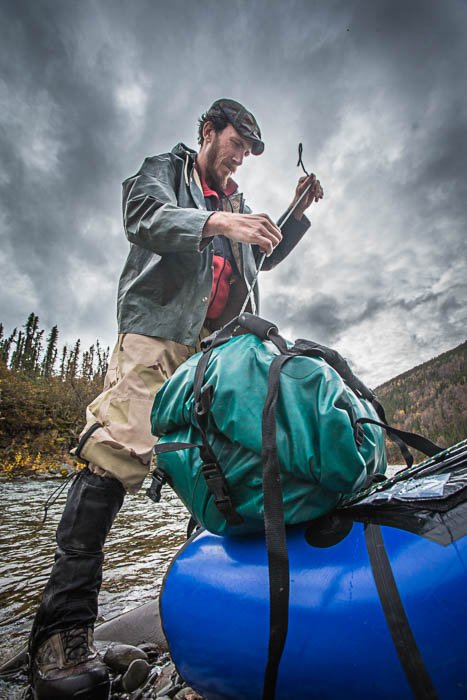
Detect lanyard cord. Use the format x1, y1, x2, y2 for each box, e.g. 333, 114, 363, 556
239, 144, 312, 316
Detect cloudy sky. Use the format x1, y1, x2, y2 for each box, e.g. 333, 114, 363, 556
0, 0, 466, 387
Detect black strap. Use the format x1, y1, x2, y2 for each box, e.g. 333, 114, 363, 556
154, 441, 199, 454
203, 312, 289, 355
201, 316, 240, 351
237, 313, 289, 354
146, 465, 169, 503
365, 524, 438, 700
192, 347, 243, 526
261, 353, 294, 700
186, 516, 199, 538
282, 335, 440, 468
290, 338, 376, 402
356, 417, 442, 467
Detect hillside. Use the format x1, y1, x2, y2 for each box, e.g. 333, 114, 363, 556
375, 340, 467, 463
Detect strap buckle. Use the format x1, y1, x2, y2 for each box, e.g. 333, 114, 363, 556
146, 468, 166, 503
201, 462, 243, 525
202, 462, 230, 502
195, 384, 213, 417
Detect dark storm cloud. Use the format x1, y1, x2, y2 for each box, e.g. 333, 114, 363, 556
0, 0, 132, 342
266, 288, 455, 347
0, 0, 466, 383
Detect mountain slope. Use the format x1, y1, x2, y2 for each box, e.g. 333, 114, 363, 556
375, 341, 466, 463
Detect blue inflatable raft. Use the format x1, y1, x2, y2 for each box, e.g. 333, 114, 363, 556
160, 443, 467, 700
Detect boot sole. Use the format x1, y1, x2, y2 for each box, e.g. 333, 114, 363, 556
33, 677, 110, 700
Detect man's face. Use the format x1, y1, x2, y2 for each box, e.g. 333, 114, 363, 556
203, 123, 252, 193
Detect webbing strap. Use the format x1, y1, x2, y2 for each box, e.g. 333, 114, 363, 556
154, 441, 199, 454
365, 524, 438, 700
291, 338, 375, 402
163, 344, 242, 526
356, 417, 442, 467
261, 353, 294, 700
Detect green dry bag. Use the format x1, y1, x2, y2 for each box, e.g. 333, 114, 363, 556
150, 318, 387, 535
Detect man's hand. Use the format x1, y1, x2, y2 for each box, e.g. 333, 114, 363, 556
203, 211, 282, 256
290, 174, 324, 220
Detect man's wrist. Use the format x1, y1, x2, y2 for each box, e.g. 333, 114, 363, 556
202, 211, 226, 238
289, 202, 305, 221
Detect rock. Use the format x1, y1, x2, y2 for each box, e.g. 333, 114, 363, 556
174, 687, 204, 699
103, 642, 148, 672
153, 663, 183, 697
95, 600, 168, 651
121, 658, 150, 692
138, 642, 159, 652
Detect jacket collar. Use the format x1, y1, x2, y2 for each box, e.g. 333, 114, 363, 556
171, 142, 239, 209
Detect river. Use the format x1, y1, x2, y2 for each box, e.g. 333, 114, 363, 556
0, 475, 188, 696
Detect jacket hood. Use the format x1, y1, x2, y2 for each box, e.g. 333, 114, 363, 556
171, 143, 198, 187
171, 142, 197, 160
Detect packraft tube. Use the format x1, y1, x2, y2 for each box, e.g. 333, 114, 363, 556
160, 445, 467, 700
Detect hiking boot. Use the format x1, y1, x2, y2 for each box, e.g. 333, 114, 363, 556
31, 626, 110, 700
29, 468, 125, 667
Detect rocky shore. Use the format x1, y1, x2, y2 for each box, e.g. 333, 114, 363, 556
101, 642, 204, 700
0, 642, 204, 700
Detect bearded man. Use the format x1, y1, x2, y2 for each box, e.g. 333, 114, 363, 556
29, 98, 323, 699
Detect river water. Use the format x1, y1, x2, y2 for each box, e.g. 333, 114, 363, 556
0, 475, 188, 692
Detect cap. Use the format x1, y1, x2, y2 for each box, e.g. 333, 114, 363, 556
208, 98, 264, 155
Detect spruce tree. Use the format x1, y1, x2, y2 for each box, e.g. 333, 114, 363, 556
60, 345, 68, 380
42, 325, 59, 377
20, 313, 43, 375
66, 339, 81, 380
10, 329, 25, 371
0, 325, 17, 365
95, 340, 109, 378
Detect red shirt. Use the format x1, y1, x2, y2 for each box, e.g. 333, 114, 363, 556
197, 169, 237, 320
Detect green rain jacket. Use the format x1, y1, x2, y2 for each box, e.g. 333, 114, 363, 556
117, 143, 310, 344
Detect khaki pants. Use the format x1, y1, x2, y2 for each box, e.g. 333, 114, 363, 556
74, 332, 206, 493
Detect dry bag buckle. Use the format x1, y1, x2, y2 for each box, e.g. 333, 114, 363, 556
195, 385, 213, 418
201, 462, 244, 526
201, 462, 229, 502
146, 468, 166, 503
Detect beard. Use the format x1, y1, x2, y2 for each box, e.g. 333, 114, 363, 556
204, 139, 229, 194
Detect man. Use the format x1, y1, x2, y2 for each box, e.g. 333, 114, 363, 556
29, 98, 323, 698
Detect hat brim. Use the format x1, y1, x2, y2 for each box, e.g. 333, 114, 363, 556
250, 139, 264, 156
